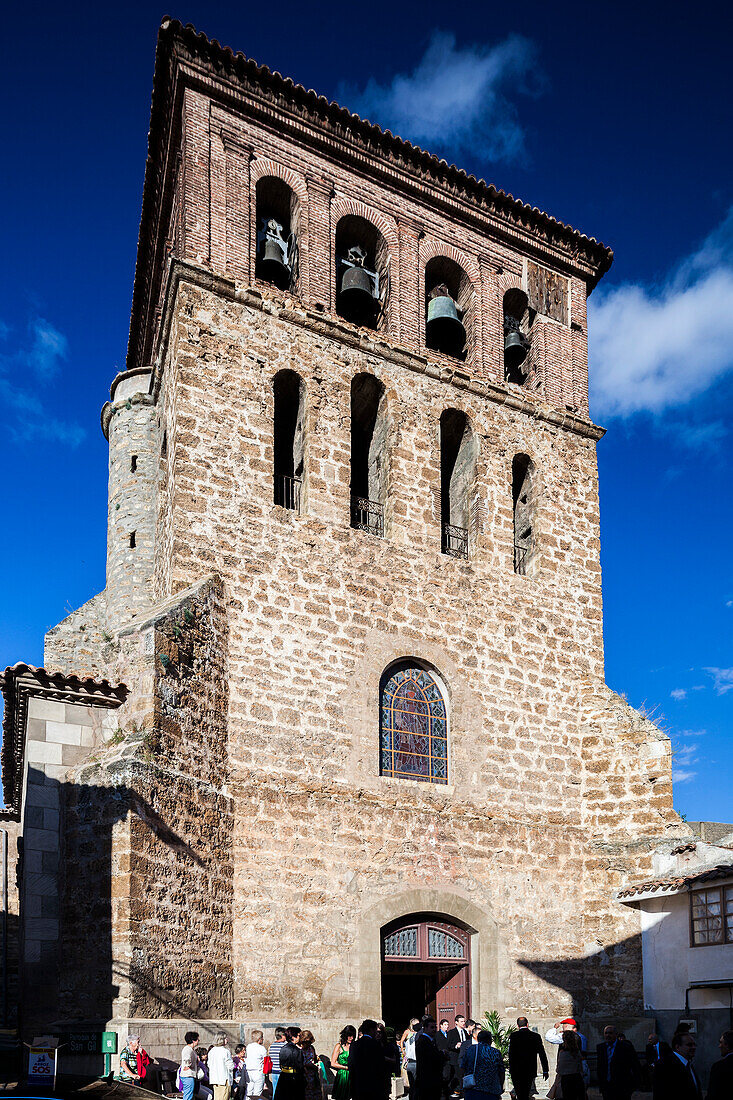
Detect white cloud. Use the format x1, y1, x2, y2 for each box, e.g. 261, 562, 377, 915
726, 600, 733, 608
705, 667, 733, 694
673, 769, 697, 784
670, 688, 687, 701
0, 319, 83, 446
672, 742, 700, 785
336, 32, 537, 162
589, 208, 733, 418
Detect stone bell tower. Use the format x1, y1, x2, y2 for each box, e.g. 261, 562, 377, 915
3, 17, 689, 1065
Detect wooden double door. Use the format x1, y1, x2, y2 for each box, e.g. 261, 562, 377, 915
381, 917, 471, 1032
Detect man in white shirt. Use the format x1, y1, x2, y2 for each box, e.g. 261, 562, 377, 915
181, 1031, 201, 1100
245, 1029, 268, 1100
208, 1034, 236, 1100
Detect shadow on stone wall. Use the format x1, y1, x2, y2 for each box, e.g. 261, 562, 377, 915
22, 763, 229, 1041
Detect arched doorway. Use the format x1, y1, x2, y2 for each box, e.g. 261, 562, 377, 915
381, 914, 471, 1032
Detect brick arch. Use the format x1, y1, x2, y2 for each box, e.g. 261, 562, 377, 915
420, 237, 480, 289
250, 158, 308, 204
333, 197, 400, 335
331, 196, 399, 254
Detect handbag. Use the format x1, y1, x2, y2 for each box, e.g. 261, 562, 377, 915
462, 1045, 479, 1090
263, 1056, 273, 1075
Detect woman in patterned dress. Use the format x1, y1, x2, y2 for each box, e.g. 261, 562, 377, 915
300, 1032, 323, 1100
331, 1026, 356, 1100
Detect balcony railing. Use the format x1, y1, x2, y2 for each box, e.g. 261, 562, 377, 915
350, 496, 384, 537
275, 474, 302, 512
442, 523, 468, 559
514, 543, 529, 575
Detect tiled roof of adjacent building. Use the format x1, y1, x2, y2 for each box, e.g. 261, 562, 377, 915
617, 862, 733, 900
0, 663, 127, 820
126, 18, 614, 372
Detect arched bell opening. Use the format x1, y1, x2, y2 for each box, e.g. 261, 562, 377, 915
273, 369, 306, 512
255, 176, 299, 291
335, 216, 389, 331
350, 372, 387, 536
512, 453, 535, 576
440, 409, 475, 560
381, 913, 472, 1034
425, 257, 472, 360
503, 288, 532, 384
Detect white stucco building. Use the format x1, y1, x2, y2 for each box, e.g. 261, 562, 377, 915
618, 834, 733, 1078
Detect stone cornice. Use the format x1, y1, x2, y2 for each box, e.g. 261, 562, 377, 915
150, 258, 606, 443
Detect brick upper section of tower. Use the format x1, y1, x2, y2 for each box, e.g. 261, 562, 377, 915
125, 18, 613, 423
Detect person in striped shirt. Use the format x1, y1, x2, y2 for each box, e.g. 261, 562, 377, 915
268, 1029, 288, 1096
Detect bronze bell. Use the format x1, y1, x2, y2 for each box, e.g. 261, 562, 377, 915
503, 314, 529, 381
338, 246, 377, 325
426, 285, 466, 357
258, 218, 291, 290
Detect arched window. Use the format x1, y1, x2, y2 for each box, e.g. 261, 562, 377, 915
335, 216, 389, 331
440, 409, 475, 559
256, 176, 299, 291
273, 370, 305, 511
512, 454, 535, 575
380, 663, 448, 785
425, 257, 474, 361
350, 373, 387, 536
503, 288, 532, 384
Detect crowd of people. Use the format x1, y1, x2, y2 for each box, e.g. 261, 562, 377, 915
115, 1014, 733, 1100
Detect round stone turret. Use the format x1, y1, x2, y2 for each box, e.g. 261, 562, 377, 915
101, 368, 157, 629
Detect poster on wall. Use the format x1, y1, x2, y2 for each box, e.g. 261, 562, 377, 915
28, 1045, 58, 1089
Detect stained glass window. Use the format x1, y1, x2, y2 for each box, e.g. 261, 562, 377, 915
380, 665, 448, 784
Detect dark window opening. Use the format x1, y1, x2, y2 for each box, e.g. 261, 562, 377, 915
131, 454, 138, 472
256, 176, 299, 291
273, 370, 305, 512
336, 216, 388, 331
503, 288, 532, 384
425, 257, 472, 360
512, 454, 535, 576
129, 531, 136, 549
440, 409, 474, 559
350, 373, 387, 536
161, 431, 167, 458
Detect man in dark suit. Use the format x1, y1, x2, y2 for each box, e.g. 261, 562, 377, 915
706, 1030, 733, 1100
349, 1020, 388, 1100
652, 1030, 702, 1100
445, 1015, 469, 1096
596, 1025, 641, 1100
415, 1018, 445, 1100
645, 1033, 671, 1067
435, 1021, 452, 1097
508, 1017, 549, 1100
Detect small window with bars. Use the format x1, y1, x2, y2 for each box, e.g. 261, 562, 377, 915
384, 927, 418, 957
428, 928, 465, 959
690, 884, 733, 945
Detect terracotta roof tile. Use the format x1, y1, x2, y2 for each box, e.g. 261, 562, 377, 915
0, 663, 127, 819
618, 863, 733, 899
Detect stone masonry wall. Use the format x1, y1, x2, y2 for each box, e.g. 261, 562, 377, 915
139, 276, 684, 1029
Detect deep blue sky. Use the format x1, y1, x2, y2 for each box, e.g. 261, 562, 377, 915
1, 0, 731, 821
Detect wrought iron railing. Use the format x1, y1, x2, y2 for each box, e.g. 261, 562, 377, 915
442, 523, 468, 559
514, 543, 529, 575
350, 496, 384, 537
275, 474, 302, 512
